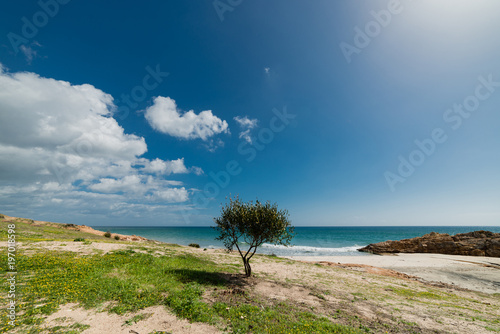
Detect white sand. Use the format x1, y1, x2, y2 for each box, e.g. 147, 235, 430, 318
286, 253, 500, 294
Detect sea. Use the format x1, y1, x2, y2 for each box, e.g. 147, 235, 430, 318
93, 226, 500, 257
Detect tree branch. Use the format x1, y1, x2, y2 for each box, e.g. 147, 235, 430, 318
247, 242, 261, 261
244, 240, 258, 259
234, 240, 244, 259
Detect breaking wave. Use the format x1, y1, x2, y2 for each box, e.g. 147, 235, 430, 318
259, 243, 366, 256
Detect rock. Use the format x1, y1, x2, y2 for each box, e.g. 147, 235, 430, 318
486, 239, 500, 257
358, 230, 500, 257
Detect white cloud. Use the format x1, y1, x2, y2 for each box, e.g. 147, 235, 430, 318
234, 115, 258, 128
146, 188, 189, 202
0, 65, 200, 220
234, 116, 258, 144
139, 158, 189, 175
0, 67, 144, 159
19, 42, 41, 64
203, 138, 225, 153
88, 175, 189, 203
144, 96, 229, 140
20, 45, 37, 64
190, 166, 204, 176
89, 175, 144, 194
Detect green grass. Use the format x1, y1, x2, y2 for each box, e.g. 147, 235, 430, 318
164, 283, 363, 333
44, 322, 90, 333
390, 287, 448, 300
486, 326, 500, 332
0, 219, 112, 243
123, 313, 152, 326
0, 249, 361, 334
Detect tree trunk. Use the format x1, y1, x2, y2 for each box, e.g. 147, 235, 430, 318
243, 257, 252, 277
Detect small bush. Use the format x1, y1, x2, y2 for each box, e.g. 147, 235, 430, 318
0, 214, 5, 219
112, 249, 136, 255
114, 235, 120, 240
104, 231, 111, 238
74, 238, 85, 242
189, 243, 200, 248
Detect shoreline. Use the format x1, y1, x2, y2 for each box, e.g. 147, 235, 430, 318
285, 253, 500, 294
57, 222, 500, 294
6, 214, 499, 294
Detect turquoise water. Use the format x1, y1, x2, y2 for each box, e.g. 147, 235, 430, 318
94, 226, 500, 257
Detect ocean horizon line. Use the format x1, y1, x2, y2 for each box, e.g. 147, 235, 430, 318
86, 225, 500, 257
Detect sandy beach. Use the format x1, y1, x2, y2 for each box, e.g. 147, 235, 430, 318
287, 253, 500, 294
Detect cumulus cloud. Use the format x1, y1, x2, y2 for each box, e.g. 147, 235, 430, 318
234, 116, 258, 144
0, 65, 198, 220
0, 66, 146, 182
144, 96, 229, 140
139, 158, 189, 175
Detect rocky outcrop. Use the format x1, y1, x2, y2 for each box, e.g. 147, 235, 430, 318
358, 231, 500, 257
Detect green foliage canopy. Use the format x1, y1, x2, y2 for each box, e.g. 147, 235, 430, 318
213, 197, 294, 276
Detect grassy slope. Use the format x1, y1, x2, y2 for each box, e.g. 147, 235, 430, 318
1, 214, 499, 334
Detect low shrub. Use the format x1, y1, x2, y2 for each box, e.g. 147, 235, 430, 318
104, 231, 111, 238
112, 249, 136, 255
188, 243, 200, 248
114, 235, 120, 240
74, 238, 85, 242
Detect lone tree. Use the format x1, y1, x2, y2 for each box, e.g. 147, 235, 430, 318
213, 197, 294, 277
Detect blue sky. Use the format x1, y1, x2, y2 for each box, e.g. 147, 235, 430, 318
0, 0, 499, 226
